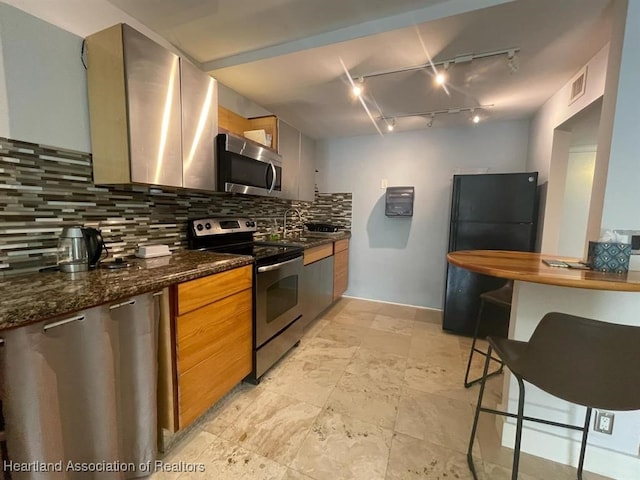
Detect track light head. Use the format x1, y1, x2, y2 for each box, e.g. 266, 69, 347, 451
434, 62, 450, 87
387, 118, 395, 132
352, 77, 364, 97
427, 114, 434, 128
507, 50, 519, 74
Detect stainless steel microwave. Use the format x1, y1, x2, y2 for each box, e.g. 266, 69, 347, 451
217, 132, 282, 197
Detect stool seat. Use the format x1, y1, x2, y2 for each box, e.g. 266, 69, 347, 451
464, 280, 513, 388
479, 282, 513, 308
467, 312, 640, 480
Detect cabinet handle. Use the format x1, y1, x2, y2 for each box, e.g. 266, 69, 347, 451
110, 299, 136, 310
152, 291, 163, 297
0, 338, 4, 346
43, 315, 85, 332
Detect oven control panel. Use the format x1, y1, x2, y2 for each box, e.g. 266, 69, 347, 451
191, 217, 257, 236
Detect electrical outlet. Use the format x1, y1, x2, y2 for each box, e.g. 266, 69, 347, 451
380, 178, 388, 189
594, 410, 615, 434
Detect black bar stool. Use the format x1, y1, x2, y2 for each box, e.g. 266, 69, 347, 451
464, 280, 513, 388
467, 312, 640, 480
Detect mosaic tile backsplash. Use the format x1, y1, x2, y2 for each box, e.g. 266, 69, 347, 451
0, 137, 352, 275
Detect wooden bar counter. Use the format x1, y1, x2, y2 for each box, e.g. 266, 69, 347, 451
447, 249, 640, 479
447, 250, 640, 291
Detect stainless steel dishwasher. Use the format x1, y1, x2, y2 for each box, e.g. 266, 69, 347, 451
300, 255, 334, 330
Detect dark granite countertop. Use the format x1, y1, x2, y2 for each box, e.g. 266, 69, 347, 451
0, 251, 253, 331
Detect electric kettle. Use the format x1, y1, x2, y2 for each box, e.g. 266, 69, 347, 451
57, 226, 106, 272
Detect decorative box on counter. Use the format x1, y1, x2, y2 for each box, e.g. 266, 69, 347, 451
587, 241, 631, 273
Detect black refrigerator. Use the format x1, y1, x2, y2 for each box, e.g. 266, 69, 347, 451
443, 172, 539, 336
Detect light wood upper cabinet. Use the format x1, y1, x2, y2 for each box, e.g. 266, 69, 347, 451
299, 132, 316, 202
279, 119, 301, 200
87, 24, 182, 187
181, 59, 218, 191
278, 120, 316, 201
218, 106, 278, 151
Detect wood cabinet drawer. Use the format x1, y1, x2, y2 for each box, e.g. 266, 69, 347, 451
176, 289, 252, 374
177, 289, 252, 428
304, 243, 334, 265
177, 265, 252, 315
333, 248, 349, 300
334, 238, 349, 253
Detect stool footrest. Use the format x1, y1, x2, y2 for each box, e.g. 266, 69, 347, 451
478, 406, 586, 432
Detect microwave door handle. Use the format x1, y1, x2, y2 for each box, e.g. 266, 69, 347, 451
268, 162, 276, 193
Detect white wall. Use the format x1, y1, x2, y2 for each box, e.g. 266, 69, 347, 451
218, 83, 273, 119
317, 120, 530, 308
0, 3, 91, 151
526, 45, 608, 253
557, 146, 596, 257
0, 4, 275, 153
600, 0, 640, 231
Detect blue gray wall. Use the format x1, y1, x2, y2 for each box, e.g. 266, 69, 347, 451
0, 3, 90, 152
316, 120, 530, 309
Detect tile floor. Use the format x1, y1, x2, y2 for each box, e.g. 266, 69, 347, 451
151, 297, 612, 480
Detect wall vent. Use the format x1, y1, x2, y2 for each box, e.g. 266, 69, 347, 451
569, 66, 588, 105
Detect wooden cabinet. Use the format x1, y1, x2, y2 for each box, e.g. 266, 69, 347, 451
166, 266, 253, 430
86, 24, 217, 190
301, 248, 334, 330
278, 119, 316, 201
279, 119, 301, 200
218, 106, 278, 151
299, 133, 316, 202
217, 107, 315, 201
333, 239, 350, 300
304, 244, 333, 266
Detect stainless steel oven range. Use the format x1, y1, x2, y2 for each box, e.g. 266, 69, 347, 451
188, 217, 304, 383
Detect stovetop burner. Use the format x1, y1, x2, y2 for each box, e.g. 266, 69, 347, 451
187, 217, 303, 266
197, 241, 302, 266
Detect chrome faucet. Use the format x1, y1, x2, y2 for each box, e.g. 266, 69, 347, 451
283, 208, 303, 238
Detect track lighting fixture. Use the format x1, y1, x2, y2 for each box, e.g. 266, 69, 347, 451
352, 47, 520, 81
507, 50, 519, 74
379, 105, 492, 129
345, 47, 515, 135
435, 62, 450, 86
352, 77, 364, 97
387, 118, 395, 132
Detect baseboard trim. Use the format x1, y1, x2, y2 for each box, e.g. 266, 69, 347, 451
501, 422, 640, 480
341, 295, 442, 312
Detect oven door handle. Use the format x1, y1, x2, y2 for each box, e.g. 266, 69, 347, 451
257, 256, 301, 273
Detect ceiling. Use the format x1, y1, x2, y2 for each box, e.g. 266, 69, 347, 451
8, 0, 614, 139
